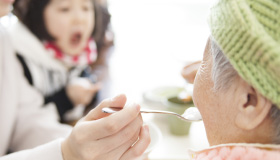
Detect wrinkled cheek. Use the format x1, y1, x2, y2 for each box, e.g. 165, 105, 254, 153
193, 84, 199, 108
193, 69, 212, 118
193, 73, 203, 110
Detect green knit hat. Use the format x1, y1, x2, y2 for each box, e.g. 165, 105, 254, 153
209, 0, 280, 107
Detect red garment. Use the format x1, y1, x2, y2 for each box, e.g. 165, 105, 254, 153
44, 39, 97, 66
190, 144, 280, 160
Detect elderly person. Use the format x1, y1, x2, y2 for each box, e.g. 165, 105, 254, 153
182, 0, 280, 159
0, 0, 150, 159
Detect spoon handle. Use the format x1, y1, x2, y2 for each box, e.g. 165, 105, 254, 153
102, 107, 178, 115
101, 107, 198, 122
140, 109, 181, 117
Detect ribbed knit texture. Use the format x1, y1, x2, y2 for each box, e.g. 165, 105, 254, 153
209, 0, 280, 107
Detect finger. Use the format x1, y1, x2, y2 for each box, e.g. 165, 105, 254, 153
86, 82, 102, 94
82, 110, 141, 141
92, 82, 102, 91
72, 114, 142, 157
84, 94, 127, 121
81, 89, 98, 105
85, 82, 102, 94
94, 114, 142, 148
102, 128, 141, 159
88, 103, 141, 138
120, 125, 151, 160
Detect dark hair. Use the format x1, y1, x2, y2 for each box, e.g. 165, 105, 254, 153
13, 0, 111, 52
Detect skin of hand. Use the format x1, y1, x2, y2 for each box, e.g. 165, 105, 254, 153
61, 94, 151, 160
181, 61, 201, 84
67, 79, 102, 106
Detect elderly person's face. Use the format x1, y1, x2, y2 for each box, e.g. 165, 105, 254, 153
191, 39, 274, 146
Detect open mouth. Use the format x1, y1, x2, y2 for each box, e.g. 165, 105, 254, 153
70, 32, 82, 46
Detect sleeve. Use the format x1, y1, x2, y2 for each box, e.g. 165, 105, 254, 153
9, 59, 72, 152
1, 139, 64, 160
45, 88, 74, 122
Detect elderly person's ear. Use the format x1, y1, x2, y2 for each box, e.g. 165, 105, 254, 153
235, 80, 272, 130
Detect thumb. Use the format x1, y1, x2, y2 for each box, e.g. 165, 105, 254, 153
84, 94, 127, 121
89, 82, 102, 93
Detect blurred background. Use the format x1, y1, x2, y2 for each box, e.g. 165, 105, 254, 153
100, 0, 215, 103
1, 0, 216, 159
101, 1, 215, 159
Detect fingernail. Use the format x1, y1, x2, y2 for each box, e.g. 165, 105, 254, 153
133, 103, 140, 112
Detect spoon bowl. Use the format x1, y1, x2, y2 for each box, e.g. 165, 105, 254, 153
102, 107, 202, 122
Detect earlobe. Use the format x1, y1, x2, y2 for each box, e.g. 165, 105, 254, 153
235, 89, 272, 130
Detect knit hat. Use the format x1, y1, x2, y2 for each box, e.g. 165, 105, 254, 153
209, 0, 280, 107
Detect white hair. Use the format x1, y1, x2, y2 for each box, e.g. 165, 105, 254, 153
210, 37, 280, 144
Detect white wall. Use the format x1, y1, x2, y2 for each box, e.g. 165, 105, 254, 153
106, 0, 216, 101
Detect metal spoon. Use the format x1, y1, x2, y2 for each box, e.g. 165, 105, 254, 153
102, 107, 202, 122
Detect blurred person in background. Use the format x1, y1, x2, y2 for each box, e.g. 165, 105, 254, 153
182, 0, 280, 159
10, 0, 111, 123
0, 0, 150, 159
